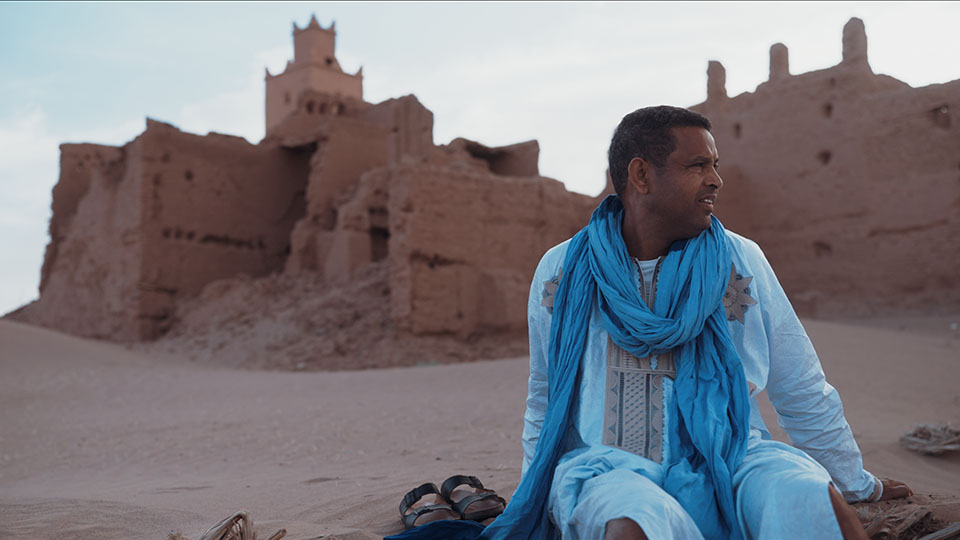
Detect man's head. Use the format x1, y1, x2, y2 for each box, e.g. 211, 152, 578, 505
608, 105, 712, 197
608, 106, 723, 241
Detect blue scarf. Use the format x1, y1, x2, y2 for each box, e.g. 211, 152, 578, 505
388, 195, 750, 540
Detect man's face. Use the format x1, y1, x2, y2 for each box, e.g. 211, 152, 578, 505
644, 126, 723, 240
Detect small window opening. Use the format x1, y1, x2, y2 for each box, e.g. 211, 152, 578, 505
370, 227, 390, 262
930, 104, 951, 129
813, 241, 833, 257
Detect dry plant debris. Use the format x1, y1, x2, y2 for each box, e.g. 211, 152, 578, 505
166, 511, 285, 540
900, 424, 960, 456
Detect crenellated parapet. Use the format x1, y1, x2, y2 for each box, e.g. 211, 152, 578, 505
706, 60, 728, 102
841, 17, 869, 69
769, 43, 789, 82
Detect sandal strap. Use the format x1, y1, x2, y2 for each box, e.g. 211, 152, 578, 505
401, 503, 457, 530
400, 482, 442, 515
452, 490, 506, 519
440, 474, 485, 502
400, 482, 458, 530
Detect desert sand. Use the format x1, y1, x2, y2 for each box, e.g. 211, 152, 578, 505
1, 316, 958, 540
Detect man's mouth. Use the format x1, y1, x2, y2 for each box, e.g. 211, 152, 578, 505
699, 195, 717, 207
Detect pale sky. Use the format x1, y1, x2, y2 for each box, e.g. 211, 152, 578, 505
1, 1, 958, 315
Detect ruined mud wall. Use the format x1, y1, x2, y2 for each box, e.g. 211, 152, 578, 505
284, 96, 434, 278
448, 138, 541, 177
388, 163, 595, 337
136, 120, 313, 338
14, 120, 314, 341
285, 116, 390, 276
361, 96, 435, 165
16, 141, 144, 340
694, 20, 960, 317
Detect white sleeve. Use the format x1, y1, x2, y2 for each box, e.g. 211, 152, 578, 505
752, 245, 878, 502
520, 253, 556, 477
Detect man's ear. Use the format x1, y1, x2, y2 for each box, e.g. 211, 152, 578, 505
626, 157, 651, 195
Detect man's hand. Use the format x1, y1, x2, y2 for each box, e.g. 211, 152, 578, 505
879, 478, 913, 500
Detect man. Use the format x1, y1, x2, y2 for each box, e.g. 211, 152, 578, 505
517, 106, 911, 540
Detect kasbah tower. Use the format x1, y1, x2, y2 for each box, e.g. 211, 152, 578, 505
8, 16, 959, 358
264, 17, 363, 135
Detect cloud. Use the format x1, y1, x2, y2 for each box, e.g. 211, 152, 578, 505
0, 105, 143, 315
173, 46, 289, 144
356, 31, 710, 196
0, 107, 60, 314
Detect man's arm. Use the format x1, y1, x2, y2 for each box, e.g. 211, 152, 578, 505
745, 240, 896, 502
520, 249, 561, 477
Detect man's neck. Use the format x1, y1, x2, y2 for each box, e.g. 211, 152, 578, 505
621, 212, 673, 261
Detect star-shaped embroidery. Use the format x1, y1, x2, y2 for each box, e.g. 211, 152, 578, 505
724, 264, 757, 324
541, 267, 563, 314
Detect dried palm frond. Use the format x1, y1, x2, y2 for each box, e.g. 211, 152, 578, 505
857, 503, 932, 539
900, 424, 960, 456
188, 511, 285, 540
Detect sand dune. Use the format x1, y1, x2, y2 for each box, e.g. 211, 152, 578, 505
1, 318, 958, 539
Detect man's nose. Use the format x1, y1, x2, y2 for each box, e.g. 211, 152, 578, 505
707, 168, 723, 189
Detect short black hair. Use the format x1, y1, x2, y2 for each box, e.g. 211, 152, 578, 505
607, 106, 712, 197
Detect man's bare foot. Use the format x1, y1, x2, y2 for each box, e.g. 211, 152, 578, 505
830, 484, 869, 540
604, 518, 648, 540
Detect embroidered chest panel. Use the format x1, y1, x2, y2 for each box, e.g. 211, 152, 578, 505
603, 339, 676, 463
724, 264, 757, 324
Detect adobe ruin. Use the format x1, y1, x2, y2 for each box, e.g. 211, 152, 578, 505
691, 17, 960, 317
11, 15, 596, 356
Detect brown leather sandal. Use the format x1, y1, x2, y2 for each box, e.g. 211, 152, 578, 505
440, 475, 506, 523
400, 482, 460, 529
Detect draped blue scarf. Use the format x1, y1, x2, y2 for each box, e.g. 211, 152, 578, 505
387, 195, 750, 540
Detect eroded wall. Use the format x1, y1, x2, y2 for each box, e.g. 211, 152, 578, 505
693, 20, 960, 317
16, 119, 313, 341
387, 162, 595, 337
361, 96, 435, 165
285, 116, 390, 275
17, 141, 144, 340
137, 120, 312, 338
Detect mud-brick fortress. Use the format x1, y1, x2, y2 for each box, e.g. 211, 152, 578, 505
13, 16, 596, 343
11, 16, 960, 349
